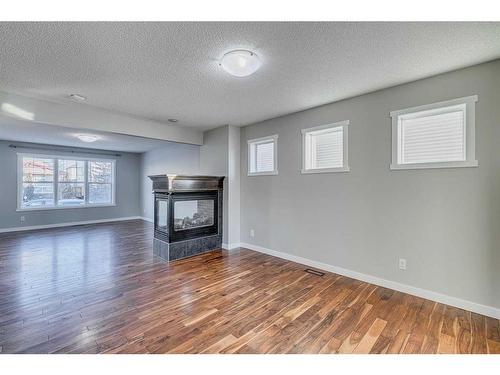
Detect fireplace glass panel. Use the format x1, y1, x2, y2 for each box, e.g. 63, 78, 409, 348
156, 199, 168, 233
174, 199, 214, 231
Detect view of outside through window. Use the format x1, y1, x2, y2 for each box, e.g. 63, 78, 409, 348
22, 157, 55, 208
20, 156, 114, 209
58, 159, 85, 206
89, 161, 113, 204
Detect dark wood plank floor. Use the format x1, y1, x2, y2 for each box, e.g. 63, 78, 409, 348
0, 219, 499, 354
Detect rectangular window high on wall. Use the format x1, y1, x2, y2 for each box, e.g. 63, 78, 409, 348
302, 120, 349, 174
390, 96, 478, 170
17, 153, 116, 210
248, 135, 278, 176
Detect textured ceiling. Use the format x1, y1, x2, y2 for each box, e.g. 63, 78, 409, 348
0, 118, 173, 153
0, 22, 499, 130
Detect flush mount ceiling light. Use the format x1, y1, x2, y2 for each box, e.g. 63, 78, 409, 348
220, 50, 261, 77
75, 134, 100, 143
69, 94, 87, 102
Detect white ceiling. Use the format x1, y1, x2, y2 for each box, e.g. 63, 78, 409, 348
0, 22, 499, 131
0, 117, 173, 153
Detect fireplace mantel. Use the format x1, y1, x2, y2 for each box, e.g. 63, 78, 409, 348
149, 175, 224, 193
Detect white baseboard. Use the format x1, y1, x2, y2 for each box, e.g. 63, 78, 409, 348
0, 216, 143, 234
240, 242, 500, 320
222, 242, 241, 250
140, 216, 153, 223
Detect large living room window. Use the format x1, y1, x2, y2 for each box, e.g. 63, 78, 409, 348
18, 153, 116, 210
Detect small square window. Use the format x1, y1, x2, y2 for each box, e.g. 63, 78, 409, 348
248, 135, 278, 176
390, 96, 478, 170
302, 121, 349, 174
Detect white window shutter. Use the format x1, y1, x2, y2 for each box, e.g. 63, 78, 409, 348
310, 128, 343, 169
399, 108, 465, 164
302, 122, 348, 173
248, 135, 278, 175
255, 141, 274, 172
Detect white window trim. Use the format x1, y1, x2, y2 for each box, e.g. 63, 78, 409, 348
301, 120, 350, 174
247, 134, 279, 176
390, 95, 479, 170
17, 153, 117, 212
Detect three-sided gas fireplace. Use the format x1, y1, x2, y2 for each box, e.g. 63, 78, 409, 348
148, 175, 225, 261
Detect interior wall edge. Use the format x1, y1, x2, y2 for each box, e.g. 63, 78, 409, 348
222, 242, 242, 250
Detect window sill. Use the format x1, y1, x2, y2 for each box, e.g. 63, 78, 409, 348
301, 166, 350, 174
390, 160, 479, 170
248, 171, 279, 176
16, 204, 116, 212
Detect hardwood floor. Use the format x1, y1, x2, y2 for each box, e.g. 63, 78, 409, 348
0, 219, 499, 354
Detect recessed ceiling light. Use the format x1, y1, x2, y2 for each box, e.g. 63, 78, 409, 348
75, 134, 100, 143
220, 50, 261, 77
168, 118, 178, 123
69, 94, 87, 102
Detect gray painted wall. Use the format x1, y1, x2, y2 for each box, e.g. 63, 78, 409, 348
227, 126, 241, 247
200, 126, 229, 244
140, 142, 200, 221
0, 140, 141, 229
240, 60, 500, 309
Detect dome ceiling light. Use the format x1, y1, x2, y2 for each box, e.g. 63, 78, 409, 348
75, 134, 100, 143
220, 50, 261, 78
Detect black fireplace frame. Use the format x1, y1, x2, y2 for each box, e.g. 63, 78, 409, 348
149, 175, 225, 262
154, 190, 219, 243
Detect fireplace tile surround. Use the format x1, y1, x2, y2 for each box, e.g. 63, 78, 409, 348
149, 175, 225, 261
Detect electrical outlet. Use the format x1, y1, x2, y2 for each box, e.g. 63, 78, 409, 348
250, 229, 255, 237
399, 258, 407, 270
20, 216, 25, 223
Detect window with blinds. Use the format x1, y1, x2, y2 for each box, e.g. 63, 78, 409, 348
248, 135, 278, 175
391, 96, 478, 170
398, 105, 465, 164
302, 121, 349, 173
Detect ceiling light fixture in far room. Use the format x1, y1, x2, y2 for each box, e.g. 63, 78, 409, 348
69, 93, 87, 102
168, 118, 178, 123
220, 50, 261, 77
75, 134, 100, 143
